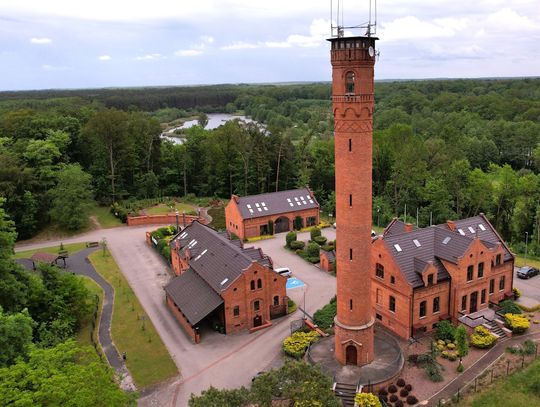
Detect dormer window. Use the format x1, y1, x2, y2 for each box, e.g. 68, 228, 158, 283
345, 71, 355, 94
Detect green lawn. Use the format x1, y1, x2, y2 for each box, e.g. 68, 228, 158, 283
88, 250, 178, 388
88, 204, 123, 228
459, 358, 540, 407
76, 276, 104, 351
208, 206, 226, 230
144, 202, 197, 216
515, 255, 540, 269
13, 242, 89, 259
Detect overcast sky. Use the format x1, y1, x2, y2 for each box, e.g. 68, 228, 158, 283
0, 0, 539, 90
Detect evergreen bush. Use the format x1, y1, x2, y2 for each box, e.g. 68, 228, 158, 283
505, 313, 530, 333
310, 227, 322, 240
470, 326, 498, 348
307, 242, 320, 257
286, 231, 297, 248
435, 320, 456, 341
500, 300, 522, 315
282, 331, 320, 358
313, 236, 327, 245
290, 241, 305, 250
354, 392, 382, 407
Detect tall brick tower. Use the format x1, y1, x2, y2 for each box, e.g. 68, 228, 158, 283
329, 34, 377, 366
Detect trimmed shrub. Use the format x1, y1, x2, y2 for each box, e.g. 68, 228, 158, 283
313, 301, 337, 329
399, 389, 409, 397
388, 385, 397, 394
294, 216, 303, 230
313, 235, 327, 245
513, 287, 521, 299
406, 395, 418, 405
378, 388, 388, 396
354, 392, 382, 407
282, 331, 320, 358
307, 257, 320, 264
310, 227, 322, 240
500, 300, 522, 315
287, 298, 297, 314
290, 241, 305, 250
389, 394, 398, 403
457, 363, 464, 373
404, 384, 412, 392
470, 326, 498, 348
455, 325, 469, 357
395, 401, 404, 407
321, 244, 334, 251
435, 320, 456, 341
307, 242, 320, 257
505, 313, 530, 334
286, 231, 297, 248
396, 378, 406, 387
380, 395, 388, 403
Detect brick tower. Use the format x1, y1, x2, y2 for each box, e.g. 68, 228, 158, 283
330, 35, 377, 366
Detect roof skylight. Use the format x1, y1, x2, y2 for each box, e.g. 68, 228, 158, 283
468, 226, 475, 234
458, 229, 465, 236
442, 236, 451, 245
413, 239, 421, 247
220, 278, 229, 286
478, 224, 486, 231
394, 244, 402, 252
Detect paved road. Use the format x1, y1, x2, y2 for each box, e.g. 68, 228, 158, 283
514, 267, 540, 307
16, 226, 337, 406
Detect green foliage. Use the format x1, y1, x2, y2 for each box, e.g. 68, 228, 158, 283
286, 231, 297, 248
455, 325, 469, 357
313, 300, 337, 330
282, 331, 320, 358
500, 300, 522, 315
513, 287, 522, 299
307, 242, 320, 258
505, 313, 530, 334
0, 199, 17, 260
49, 164, 94, 231
470, 326, 498, 348
188, 386, 251, 407
294, 216, 303, 231
354, 392, 382, 407
435, 320, 456, 341
289, 240, 305, 250
0, 340, 133, 406
287, 298, 297, 314
310, 227, 321, 240
313, 235, 327, 245
0, 307, 34, 367
417, 353, 444, 382
267, 219, 274, 235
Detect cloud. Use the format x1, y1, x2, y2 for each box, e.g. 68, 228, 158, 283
486, 8, 538, 31
30, 37, 51, 44
379, 16, 468, 42
220, 41, 260, 50
98, 55, 111, 61
135, 53, 164, 60
200, 35, 214, 44
174, 49, 202, 57
42, 64, 69, 71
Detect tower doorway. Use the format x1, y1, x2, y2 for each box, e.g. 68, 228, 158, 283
345, 345, 357, 365
253, 315, 262, 327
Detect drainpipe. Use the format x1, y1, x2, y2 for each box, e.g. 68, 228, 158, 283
410, 288, 414, 338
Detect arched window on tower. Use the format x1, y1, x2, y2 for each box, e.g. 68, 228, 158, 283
345, 71, 355, 94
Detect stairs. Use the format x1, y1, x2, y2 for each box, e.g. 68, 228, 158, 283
485, 320, 506, 339
334, 382, 357, 407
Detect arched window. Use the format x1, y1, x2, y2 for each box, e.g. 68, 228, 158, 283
345, 71, 355, 94
273, 296, 279, 306
254, 300, 260, 311
257, 278, 262, 289
250, 280, 255, 290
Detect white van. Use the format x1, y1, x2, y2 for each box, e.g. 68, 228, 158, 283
274, 267, 292, 277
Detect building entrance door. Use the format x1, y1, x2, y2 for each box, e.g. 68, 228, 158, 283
253, 315, 262, 327
275, 216, 290, 233
470, 291, 478, 314
345, 345, 357, 365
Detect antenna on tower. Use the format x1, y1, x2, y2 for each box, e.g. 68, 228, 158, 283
330, 0, 377, 38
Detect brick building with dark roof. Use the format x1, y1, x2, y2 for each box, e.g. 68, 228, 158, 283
371, 214, 514, 339
225, 187, 320, 240
165, 221, 287, 343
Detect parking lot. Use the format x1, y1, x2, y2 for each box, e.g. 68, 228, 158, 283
514, 265, 540, 307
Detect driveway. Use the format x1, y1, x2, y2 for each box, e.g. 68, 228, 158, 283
514, 266, 540, 308
16, 226, 337, 406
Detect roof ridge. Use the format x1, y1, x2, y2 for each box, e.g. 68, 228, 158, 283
236, 187, 309, 200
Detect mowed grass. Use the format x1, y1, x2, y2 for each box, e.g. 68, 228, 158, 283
13, 242, 89, 259
208, 206, 226, 230
76, 276, 104, 351
144, 202, 197, 215
88, 250, 178, 388
89, 204, 124, 228
515, 255, 540, 269
459, 358, 540, 407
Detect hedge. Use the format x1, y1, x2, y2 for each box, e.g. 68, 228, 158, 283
505, 313, 530, 334
286, 231, 297, 248
282, 331, 320, 358
313, 301, 337, 329
307, 242, 320, 257
313, 236, 327, 245
500, 300, 522, 315
310, 227, 322, 240
290, 241, 305, 250
470, 326, 498, 348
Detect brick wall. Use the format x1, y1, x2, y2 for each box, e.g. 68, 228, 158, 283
166, 295, 200, 343
320, 251, 334, 272
127, 214, 205, 227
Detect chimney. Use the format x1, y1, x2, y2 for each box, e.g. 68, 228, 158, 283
404, 223, 414, 233
446, 220, 456, 231
232, 194, 240, 203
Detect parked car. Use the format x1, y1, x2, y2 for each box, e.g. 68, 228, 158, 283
274, 267, 292, 277
517, 266, 539, 279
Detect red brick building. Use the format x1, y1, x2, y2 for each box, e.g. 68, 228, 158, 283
320, 249, 335, 272
225, 188, 319, 240
371, 215, 514, 340
165, 221, 287, 343
330, 34, 378, 366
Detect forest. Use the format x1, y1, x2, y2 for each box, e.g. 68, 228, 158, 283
0, 78, 540, 255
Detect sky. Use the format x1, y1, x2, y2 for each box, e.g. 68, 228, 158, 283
0, 0, 539, 90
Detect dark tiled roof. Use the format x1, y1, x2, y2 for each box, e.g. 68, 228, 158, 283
164, 269, 223, 325
383, 219, 415, 237
381, 215, 513, 288
322, 249, 335, 263
170, 221, 271, 292
450, 215, 513, 261
234, 188, 319, 219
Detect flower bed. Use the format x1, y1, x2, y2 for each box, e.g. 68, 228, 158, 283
470, 326, 498, 349
505, 313, 530, 334
282, 331, 320, 358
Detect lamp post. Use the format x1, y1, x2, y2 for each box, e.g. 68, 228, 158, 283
525, 231, 529, 265
175, 210, 179, 233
